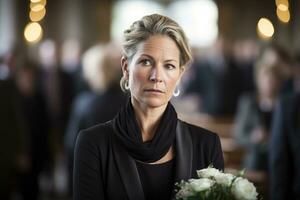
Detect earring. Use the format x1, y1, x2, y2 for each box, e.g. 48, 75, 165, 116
173, 87, 180, 97
124, 79, 130, 90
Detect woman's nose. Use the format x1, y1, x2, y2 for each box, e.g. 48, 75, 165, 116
149, 66, 163, 82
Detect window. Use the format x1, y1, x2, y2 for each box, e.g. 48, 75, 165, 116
111, 0, 219, 48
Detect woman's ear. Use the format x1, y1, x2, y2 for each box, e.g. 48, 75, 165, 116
121, 56, 129, 78
175, 66, 185, 86
179, 65, 185, 79
180, 65, 186, 74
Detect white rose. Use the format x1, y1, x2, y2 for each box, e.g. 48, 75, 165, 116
197, 167, 221, 178
176, 186, 193, 199
189, 178, 214, 192
231, 177, 258, 200
214, 173, 235, 186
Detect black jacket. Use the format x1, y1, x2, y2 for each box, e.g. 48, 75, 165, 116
73, 119, 224, 200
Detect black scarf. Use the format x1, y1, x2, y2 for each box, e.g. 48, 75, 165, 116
112, 99, 177, 163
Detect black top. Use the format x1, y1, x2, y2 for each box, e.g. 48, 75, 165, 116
136, 158, 175, 200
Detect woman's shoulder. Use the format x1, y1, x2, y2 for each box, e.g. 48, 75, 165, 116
178, 119, 220, 143
76, 120, 114, 147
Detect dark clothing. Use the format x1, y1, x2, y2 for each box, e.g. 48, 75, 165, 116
235, 60, 256, 93
113, 100, 177, 162
234, 93, 274, 170
65, 86, 126, 155
0, 79, 24, 198
18, 92, 50, 172
73, 119, 224, 200
17, 90, 50, 200
269, 93, 300, 200
65, 85, 126, 195
136, 159, 175, 200
185, 59, 242, 116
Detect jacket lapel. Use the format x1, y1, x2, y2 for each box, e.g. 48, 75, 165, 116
174, 120, 193, 182
112, 134, 145, 200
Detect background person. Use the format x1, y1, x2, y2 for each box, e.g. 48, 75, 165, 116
269, 92, 300, 200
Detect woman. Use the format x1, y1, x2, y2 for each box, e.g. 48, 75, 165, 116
73, 14, 224, 200
234, 62, 283, 171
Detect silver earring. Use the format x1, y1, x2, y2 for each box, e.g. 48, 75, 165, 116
124, 79, 130, 90
173, 87, 180, 97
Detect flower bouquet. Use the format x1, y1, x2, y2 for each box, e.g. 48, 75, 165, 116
175, 166, 258, 200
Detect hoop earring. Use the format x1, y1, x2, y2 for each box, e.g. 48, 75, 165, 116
173, 87, 180, 97
124, 79, 130, 90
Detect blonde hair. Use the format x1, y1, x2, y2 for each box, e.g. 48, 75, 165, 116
82, 43, 122, 93
120, 14, 192, 91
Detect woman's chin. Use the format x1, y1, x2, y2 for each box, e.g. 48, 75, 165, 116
141, 96, 168, 108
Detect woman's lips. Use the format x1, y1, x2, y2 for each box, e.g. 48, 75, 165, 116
144, 89, 164, 93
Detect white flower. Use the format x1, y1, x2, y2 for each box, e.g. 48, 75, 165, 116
214, 173, 235, 186
176, 167, 259, 200
189, 178, 214, 192
197, 167, 221, 178
231, 177, 258, 200
176, 185, 193, 199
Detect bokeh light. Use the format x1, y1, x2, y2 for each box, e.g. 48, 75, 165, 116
29, 7, 46, 21
275, 0, 289, 8
277, 4, 288, 11
30, 0, 47, 9
257, 18, 274, 39
30, 0, 42, 3
31, 4, 44, 12
276, 8, 290, 23
24, 22, 43, 43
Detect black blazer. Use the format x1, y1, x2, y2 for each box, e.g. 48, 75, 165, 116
73, 119, 224, 200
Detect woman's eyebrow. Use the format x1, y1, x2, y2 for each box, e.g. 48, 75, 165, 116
165, 59, 178, 63
140, 54, 178, 63
139, 54, 154, 60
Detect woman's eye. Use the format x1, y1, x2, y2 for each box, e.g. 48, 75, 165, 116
140, 59, 151, 66
165, 64, 176, 70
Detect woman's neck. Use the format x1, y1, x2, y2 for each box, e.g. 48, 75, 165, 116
131, 97, 167, 142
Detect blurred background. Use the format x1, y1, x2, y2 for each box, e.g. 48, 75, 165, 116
1, 0, 300, 199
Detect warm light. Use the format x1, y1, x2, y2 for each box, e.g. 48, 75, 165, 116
24, 22, 43, 43
30, 0, 42, 2
275, 0, 289, 7
257, 18, 274, 39
31, 4, 44, 12
277, 8, 290, 23
277, 4, 288, 11
30, 8, 46, 22
30, 0, 46, 8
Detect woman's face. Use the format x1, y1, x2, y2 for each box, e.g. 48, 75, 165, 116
122, 35, 184, 108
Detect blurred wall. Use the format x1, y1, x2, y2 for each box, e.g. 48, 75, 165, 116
2, 0, 299, 54
217, 0, 299, 52
43, 0, 112, 49
5, 0, 112, 53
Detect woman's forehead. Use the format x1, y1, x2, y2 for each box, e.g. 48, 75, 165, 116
134, 35, 180, 61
